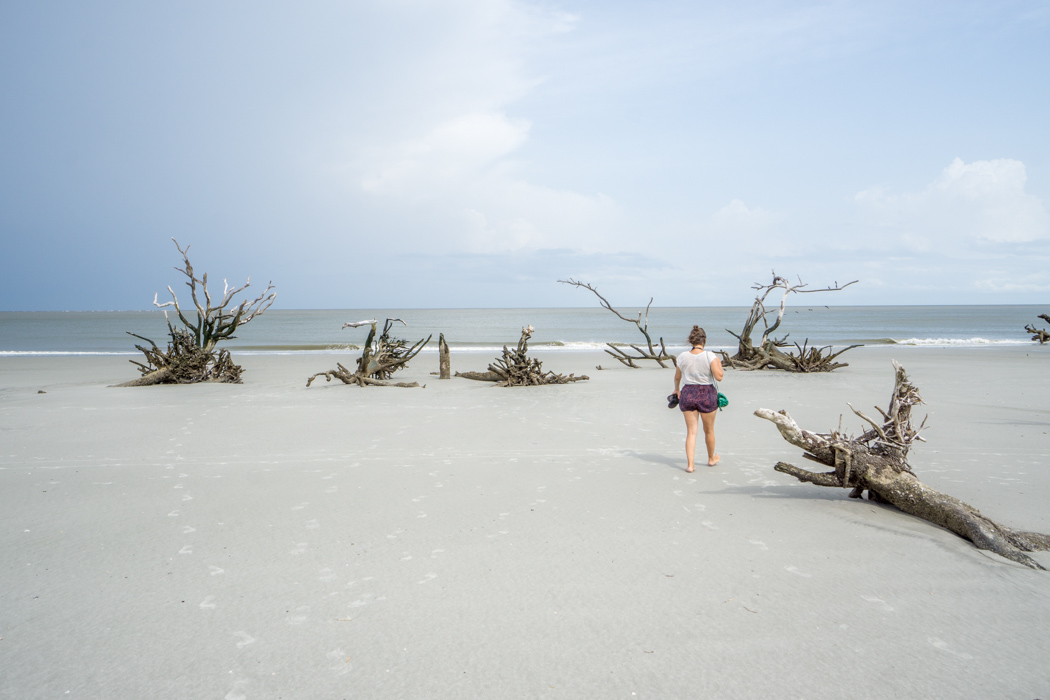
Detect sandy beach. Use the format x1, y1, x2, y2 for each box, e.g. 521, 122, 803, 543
2, 345, 1049, 698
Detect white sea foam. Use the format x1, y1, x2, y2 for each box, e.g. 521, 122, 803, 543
0, 351, 138, 356
892, 337, 1029, 347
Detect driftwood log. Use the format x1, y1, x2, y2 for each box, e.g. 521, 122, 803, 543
116, 239, 275, 386
307, 318, 430, 388
720, 272, 859, 372
1024, 313, 1050, 344
455, 326, 589, 386
756, 361, 1050, 569
559, 279, 675, 368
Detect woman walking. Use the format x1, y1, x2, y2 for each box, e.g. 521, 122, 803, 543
672, 326, 724, 472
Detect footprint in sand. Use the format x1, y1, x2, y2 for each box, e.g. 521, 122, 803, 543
785, 565, 812, 578
326, 648, 352, 676
701, 520, 719, 531
209, 566, 225, 576
168, 510, 180, 517
326, 486, 338, 494
748, 539, 768, 550
174, 483, 184, 489
200, 596, 216, 609
286, 606, 310, 625
927, 637, 973, 659
178, 545, 193, 555
292, 502, 309, 511
306, 519, 320, 530
431, 549, 445, 559
418, 573, 438, 584
182, 526, 196, 534
224, 679, 250, 700
861, 595, 895, 612
234, 631, 256, 648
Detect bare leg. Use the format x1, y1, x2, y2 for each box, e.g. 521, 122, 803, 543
683, 410, 699, 472
701, 410, 719, 466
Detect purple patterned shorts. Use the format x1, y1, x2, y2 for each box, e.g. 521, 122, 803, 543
679, 384, 717, 414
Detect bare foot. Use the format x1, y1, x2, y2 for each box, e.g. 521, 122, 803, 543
708, 455, 720, 467
685, 466, 695, 473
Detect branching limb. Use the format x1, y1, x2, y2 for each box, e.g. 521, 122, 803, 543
559, 279, 674, 368
723, 271, 859, 373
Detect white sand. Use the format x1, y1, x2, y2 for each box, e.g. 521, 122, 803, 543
2, 346, 1049, 698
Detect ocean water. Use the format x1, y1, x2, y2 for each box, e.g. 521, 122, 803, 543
0, 306, 1044, 356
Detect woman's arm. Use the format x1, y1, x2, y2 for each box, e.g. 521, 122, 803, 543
673, 366, 682, 395
710, 356, 724, 382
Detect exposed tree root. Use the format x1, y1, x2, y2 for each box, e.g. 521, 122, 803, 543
460, 326, 589, 386
307, 318, 429, 388
117, 239, 274, 386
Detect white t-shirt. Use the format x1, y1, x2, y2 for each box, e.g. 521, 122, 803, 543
677, 349, 716, 386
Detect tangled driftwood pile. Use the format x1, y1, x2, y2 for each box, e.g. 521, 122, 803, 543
721, 272, 859, 372
307, 318, 430, 388
1025, 313, 1050, 344
456, 326, 589, 386
116, 239, 274, 387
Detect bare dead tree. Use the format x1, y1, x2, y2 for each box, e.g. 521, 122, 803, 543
456, 326, 589, 386
558, 279, 675, 368
755, 361, 1050, 569
307, 318, 430, 388
116, 239, 275, 386
721, 272, 859, 372
1024, 313, 1050, 344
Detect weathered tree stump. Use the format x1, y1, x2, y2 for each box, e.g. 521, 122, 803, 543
559, 279, 675, 368
1024, 313, 1050, 344
457, 326, 588, 386
307, 318, 430, 388
756, 361, 1050, 569
115, 239, 275, 387
720, 272, 859, 372
439, 333, 451, 379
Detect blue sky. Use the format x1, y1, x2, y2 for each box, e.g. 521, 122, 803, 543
1, 0, 1048, 310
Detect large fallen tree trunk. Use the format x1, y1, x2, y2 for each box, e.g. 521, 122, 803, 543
115, 239, 275, 386
1024, 313, 1050, 344
456, 326, 589, 386
721, 272, 859, 372
558, 279, 675, 368
307, 318, 430, 388
755, 361, 1050, 569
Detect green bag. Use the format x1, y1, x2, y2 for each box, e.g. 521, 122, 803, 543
717, 392, 728, 410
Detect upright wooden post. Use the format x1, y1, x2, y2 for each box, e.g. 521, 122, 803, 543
438, 333, 451, 379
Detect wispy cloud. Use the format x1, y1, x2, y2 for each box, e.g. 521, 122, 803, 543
855, 157, 1050, 249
